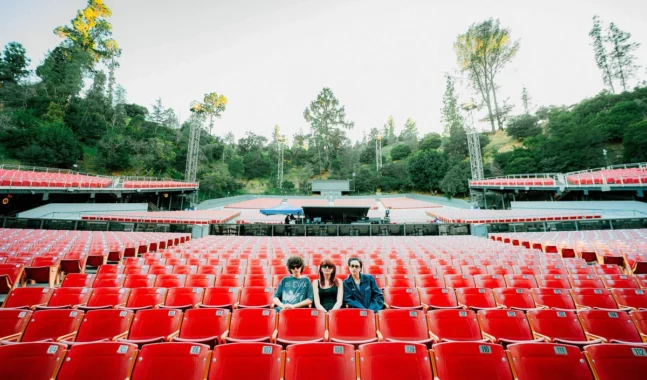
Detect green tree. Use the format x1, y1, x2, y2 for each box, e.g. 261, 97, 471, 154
243, 151, 271, 178
390, 144, 412, 160
440, 162, 471, 198
354, 166, 377, 193
623, 120, 647, 162
419, 133, 442, 151
455, 19, 520, 132
589, 16, 616, 93
382, 115, 396, 145
303, 88, 354, 173
400, 117, 418, 150
607, 22, 641, 92
20, 123, 83, 168
521, 86, 532, 114
96, 130, 132, 171
228, 156, 244, 178
441, 75, 468, 160
506, 114, 541, 141
407, 149, 448, 193
0, 42, 30, 85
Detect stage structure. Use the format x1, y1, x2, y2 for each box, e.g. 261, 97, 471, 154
311, 180, 351, 196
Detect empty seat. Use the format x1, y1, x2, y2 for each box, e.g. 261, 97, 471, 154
173, 308, 230, 347
124, 287, 168, 310
208, 343, 282, 380
0, 342, 67, 379
387, 275, 416, 288
202, 287, 239, 309
284, 342, 356, 379
487, 265, 513, 276
130, 342, 210, 380
513, 265, 540, 276
427, 309, 483, 343
444, 274, 475, 288
3, 287, 54, 309
504, 274, 538, 289
119, 308, 182, 347
73, 309, 134, 343
43, 287, 92, 309
536, 274, 571, 289
243, 274, 272, 287
432, 342, 513, 380
328, 309, 377, 345
578, 309, 642, 343
414, 274, 445, 288
584, 344, 647, 380
629, 310, 647, 342
419, 288, 460, 310
473, 274, 506, 289
123, 274, 156, 288
96, 264, 124, 276
377, 309, 432, 344
61, 273, 96, 288
569, 274, 605, 289
172, 264, 197, 275
185, 274, 216, 288
123, 265, 149, 275
384, 287, 422, 309
56, 341, 138, 380
0, 308, 32, 342
148, 264, 173, 275
215, 274, 244, 287
494, 288, 536, 310
507, 343, 593, 380
570, 288, 619, 310
274, 308, 326, 345
611, 288, 647, 309
526, 309, 594, 347
455, 287, 497, 310
477, 309, 540, 346
162, 287, 204, 310
359, 342, 433, 380
237, 287, 274, 308
0, 264, 25, 293
222, 308, 277, 343
21, 309, 84, 342
530, 288, 575, 310
92, 274, 126, 288
154, 274, 186, 288
81, 287, 130, 310
601, 274, 640, 289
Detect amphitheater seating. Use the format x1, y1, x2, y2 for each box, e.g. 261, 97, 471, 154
56, 342, 138, 380
81, 287, 130, 310
526, 309, 595, 347
431, 342, 513, 380
119, 308, 182, 347
470, 177, 556, 187
222, 308, 276, 343
584, 344, 647, 380
566, 167, 647, 186
507, 343, 594, 380
173, 308, 229, 347
274, 308, 326, 345
428, 208, 601, 224
70, 309, 133, 343
82, 210, 240, 225
20, 309, 84, 342
477, 309, 540, 346
0, 342, 67, 379
123, 180, 198, 189
327, 309, 377, 345
0, 168, 112, 188
209, 343, 282, 380
0, 308, 32, 342
427, 309, 483, 343
578, 309, 643, 343
130, 342, 210, 380
359, 342, 433, 380
376, 309, 432, 344
2, 287, 54, 309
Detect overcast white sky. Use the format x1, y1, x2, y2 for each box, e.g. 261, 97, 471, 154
2, 0, 646, 142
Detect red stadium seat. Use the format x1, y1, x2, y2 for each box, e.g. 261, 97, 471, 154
24, 256, 60, 287
387, 274, 415, 287
162, 287, 204, 310
274, 308, 326, 345
507, 343, 593, 380
431, 342, 513, 380
419, 287, 460, 310
185, 274, 216, 288
80, 287, 130, 310
96, 264, 124, 276
123, 287, 168, 310
61, 273, 96, 288
215, 274, 244, 287
456, 287, 498, 310
42, 287, 92, 309
154, 274, 187, 288
72, 309, 134, 343
222, 308, 277, 343
359, 342, 433, 380
526, 309, 595, 347
130, 342, 210, 380
473, 274, 506, 289
462, 265, 487, 276
630, 310, 647, 342
285, 342, 356, 380
243, 274, 272, 287
202, 287, 239, 309
171, 265, 197, 275
593, 264, 624, 276
119, 309, 182, 347
123, 265, 149, 275
0, 264, 25, 293
477, 309, 540, 346
570, 288, 619, 310
208, 343, 282, 380
494, 288, 536, 310
536, 274, 571, 289
148, 264, 173, 275
173, 308, 230, 347
328, 309, 378, 346
611, 288, 647, 310
569, 274, 605, 288
578, 309, 642, 343
584, 344, 647, 380
56, 342, 138, 380
21, 309, 84, 342
487, 265, 513, 276
92, 274, 126, 288
601, 274, 640, 289
2, 287, 54, 309
414, 274, 445, 288
384, 287, 422, 309
504, 274, 538, 289
237, 287, 274, 308
0, 342, 67, 379
427, 309, 484, 343
0, 308, 32, 342
197, 264, 221, 275
444, 274, 475, 288
377, 309, 432, 344
530, 288, 575, 310
123, 274, 156, 289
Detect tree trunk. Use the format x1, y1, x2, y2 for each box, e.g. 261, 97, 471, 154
490, 84, 503, 130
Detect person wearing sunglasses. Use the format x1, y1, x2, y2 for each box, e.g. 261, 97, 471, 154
312, 258, 343, 312
273, 256, 313, 312
343, 257, 384, 312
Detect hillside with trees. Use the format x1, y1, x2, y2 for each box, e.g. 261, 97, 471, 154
0, 2, 645, 201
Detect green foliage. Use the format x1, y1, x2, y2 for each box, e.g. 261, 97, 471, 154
243, 151, 272, 179
390, 144, 411, 160
354, 166, 377, 194
419, 133, 442, 151
623, 121, 647, 162
378, 161, 409, 192
440, 162, 471, 198
0, 42, 30, 85
282, 180, 295, 190
199, 163, 243, 198
228, 156, 244, 177
506, 114, 541, 141
407, 149, 448, 192
20, 123, 83, 168
96, 130, 131, 171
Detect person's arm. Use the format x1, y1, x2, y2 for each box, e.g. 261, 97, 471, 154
343, 280, 365, 308
272, 280, 284, 309
312, 279, 326, 311
332, 278, 344, 310
368, 276, 385, 312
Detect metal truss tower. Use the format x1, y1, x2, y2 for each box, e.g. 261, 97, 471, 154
185, 101, 204, 184
375, 135, 383, 172
277, 135, 286, 189
462, 101, 484, 181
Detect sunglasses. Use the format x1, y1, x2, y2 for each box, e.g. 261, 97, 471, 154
289, 265, 302, 270
349, 264, 361, 269
321, 264, 334, 269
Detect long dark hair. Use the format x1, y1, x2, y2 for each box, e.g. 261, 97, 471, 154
318, 258, 337, 287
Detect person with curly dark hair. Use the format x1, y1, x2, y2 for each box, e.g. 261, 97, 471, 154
273, 256, 313, 312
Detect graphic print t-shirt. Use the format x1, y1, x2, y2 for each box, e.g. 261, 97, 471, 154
274, 276, 313, 306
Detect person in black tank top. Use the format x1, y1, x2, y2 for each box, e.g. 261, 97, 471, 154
313, 258, 344, 312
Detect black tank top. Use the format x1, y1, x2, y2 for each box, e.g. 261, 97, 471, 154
318, 282, 338, 311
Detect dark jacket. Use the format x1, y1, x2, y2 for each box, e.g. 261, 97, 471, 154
343, 273, 384, 312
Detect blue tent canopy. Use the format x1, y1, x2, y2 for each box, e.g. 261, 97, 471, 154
259, 203, 303, 216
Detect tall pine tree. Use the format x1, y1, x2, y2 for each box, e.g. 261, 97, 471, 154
589, 16, 615, 93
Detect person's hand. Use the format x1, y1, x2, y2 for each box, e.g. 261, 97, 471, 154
282, 304, 294, 309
